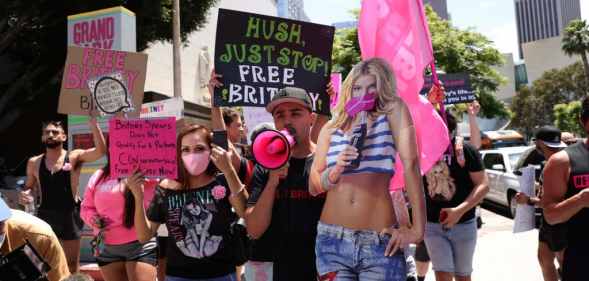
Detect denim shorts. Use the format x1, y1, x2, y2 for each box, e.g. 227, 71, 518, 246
315, 222, 406, 281
424, 219, 477, 277
244, 261, 273, 281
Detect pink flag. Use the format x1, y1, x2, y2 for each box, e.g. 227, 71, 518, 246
330, 73, 342, 109
358, 0, 450, 190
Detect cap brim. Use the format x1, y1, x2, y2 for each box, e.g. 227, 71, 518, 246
266, 98, 311, 113
0, 198, 12, 221
544, 141, 567, 148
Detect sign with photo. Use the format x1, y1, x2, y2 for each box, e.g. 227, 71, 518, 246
214, 9, 335, 115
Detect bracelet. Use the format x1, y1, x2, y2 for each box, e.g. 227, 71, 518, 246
230, 185, 246, 197
320, 168, 339, 191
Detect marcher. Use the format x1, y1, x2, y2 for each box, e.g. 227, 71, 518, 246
309, 58, 426, 281
542, 96, 589, 281
0, 198, 70, 281
515, 126, 568, 281
80, 151, 158, 281
244, 87, 329, 281
131, 124, 248, 281
422, 111, 488, 281
21, 117, 106, 273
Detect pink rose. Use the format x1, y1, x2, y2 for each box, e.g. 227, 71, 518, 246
62, 163, 72, 171
211, 185, 226, 200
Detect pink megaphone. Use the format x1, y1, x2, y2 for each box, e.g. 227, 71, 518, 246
252, 128, 296, 170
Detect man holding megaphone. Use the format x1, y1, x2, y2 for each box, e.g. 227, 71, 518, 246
245, 87, 329, 281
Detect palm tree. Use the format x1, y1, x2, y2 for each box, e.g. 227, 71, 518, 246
562, 19, 589, 81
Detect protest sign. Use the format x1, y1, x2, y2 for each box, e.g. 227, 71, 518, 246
420, 73, 476, 105
140, 97, 184, 120
59, 46, 147, 116
514, 166, 536, 233
213, 9, 335, 115
109, 117, 177, 178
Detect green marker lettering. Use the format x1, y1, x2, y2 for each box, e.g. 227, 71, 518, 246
248, 45, 262, 64
289, 24, 302, 44
262, 20, 275, 40
245, 17, 260, 38
278, 48, 290, 66
263, 45, 276, 64
291, 50, 304, 68
275, 22, 289, 42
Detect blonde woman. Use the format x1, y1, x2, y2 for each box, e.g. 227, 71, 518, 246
309, 58, 426, 280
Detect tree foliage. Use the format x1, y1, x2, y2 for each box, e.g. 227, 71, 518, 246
562, 19, 589, 81
553, 101, 583, 136
511, 62, 588, 136
331, 5, 509, 118
0, 0, 218, 132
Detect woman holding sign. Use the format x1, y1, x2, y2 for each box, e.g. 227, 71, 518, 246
80, 152, 158, 281
309, 58, 426, 280
129, 124, 249, 281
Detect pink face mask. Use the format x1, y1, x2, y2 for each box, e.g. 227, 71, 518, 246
345, 92, 377, 118
182, 151, 211, 176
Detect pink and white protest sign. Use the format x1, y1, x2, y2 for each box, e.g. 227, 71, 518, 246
359, 0, 450, 190
330, 73, 342, 109
109, 117, 177, 178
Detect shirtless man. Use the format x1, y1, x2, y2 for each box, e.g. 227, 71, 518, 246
21, 117, 106, 273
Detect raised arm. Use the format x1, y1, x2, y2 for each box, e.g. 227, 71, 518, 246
208, 70, 226, 132
74, 116, 106, 163
540, 151, 587, 225
467, 101, 481, 149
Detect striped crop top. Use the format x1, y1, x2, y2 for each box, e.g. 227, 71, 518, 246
326, 114, 396, 175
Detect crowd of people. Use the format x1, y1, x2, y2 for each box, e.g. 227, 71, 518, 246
3, 58, 588, 281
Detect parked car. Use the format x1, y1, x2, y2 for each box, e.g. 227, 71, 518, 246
480, 146, 533, 218
480, 130, 527, 150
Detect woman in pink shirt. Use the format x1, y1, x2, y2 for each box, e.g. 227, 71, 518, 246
81, 154, 157, 281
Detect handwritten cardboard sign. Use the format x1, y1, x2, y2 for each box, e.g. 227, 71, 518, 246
59, 46, 147, 116
420, 73, 476, 105
109, 117, 177, 178
214, 9, 335, 115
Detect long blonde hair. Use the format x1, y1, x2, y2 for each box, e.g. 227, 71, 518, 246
331, 58, 400, 129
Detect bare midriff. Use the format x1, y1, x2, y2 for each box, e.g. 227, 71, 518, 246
320, 173, 397, 231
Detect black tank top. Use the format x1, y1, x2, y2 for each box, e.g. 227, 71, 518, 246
38, 153, 75, 211
564, 142, 589, 248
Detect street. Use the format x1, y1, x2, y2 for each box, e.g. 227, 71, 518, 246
425, 205, 544, 281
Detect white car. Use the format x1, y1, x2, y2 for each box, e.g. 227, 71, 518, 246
479, 146, 534, 218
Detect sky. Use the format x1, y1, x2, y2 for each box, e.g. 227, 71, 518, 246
304, 0, 589, 63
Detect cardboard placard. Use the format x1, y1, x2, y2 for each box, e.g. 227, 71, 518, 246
59, 46, 147, 116
214, 9, 335, 115
109, 117, 177, 178
420, 73, 476, 105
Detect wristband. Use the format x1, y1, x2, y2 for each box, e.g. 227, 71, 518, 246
320, 168, 339, 191
230, 185, 246, 197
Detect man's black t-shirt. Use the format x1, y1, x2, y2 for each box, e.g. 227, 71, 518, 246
147, 175, 238, 279
247, 155, 326, 281
425, 143, 484, 223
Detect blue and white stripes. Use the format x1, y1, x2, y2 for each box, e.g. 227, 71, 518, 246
326, 114, 396, 175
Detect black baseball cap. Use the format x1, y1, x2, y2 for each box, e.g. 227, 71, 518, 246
266, 87, 312, 113
535, 126, 566, 148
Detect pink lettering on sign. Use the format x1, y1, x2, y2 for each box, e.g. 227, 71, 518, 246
573, 174, 589, 189
109, 118, 177, 178
73, 17, 115, 49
